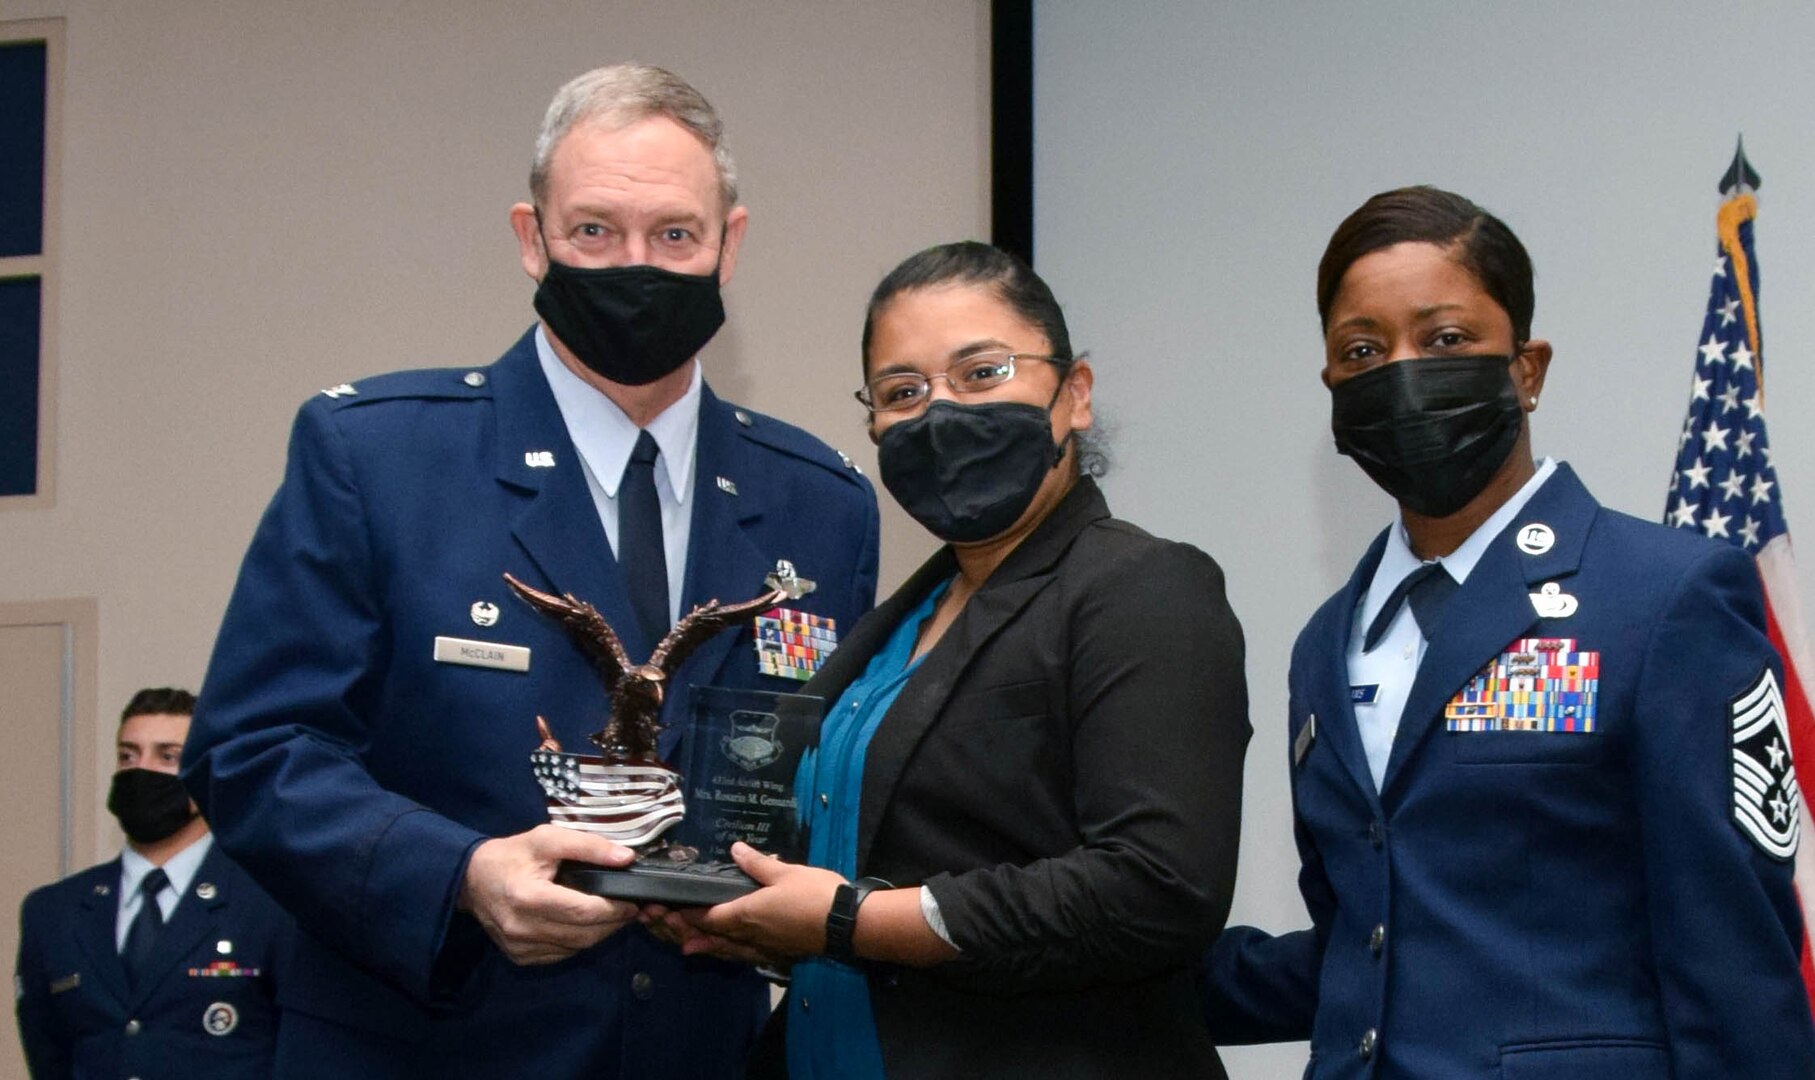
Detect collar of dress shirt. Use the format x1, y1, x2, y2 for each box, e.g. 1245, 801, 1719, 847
534, 325, 701, 503
1358, 456, 1560, 630
120, 829, 214, 904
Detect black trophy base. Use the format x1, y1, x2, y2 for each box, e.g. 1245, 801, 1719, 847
557, 859, 758, 906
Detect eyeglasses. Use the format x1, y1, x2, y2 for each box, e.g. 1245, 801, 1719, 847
855, 351, 1067, 412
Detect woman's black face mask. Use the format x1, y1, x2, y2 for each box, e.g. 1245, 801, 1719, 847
1330, 354, 1524, 518
876, 388, 1072, 545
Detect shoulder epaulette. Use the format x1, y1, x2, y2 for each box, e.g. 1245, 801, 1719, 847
725, 401, 869, 485
313, 366, 494, 407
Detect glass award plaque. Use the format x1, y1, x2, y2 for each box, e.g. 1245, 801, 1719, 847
554, 687, 821, 905
505, 562, 823, 906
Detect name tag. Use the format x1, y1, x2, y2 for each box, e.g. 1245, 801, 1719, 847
1293, 713, 1316, 768
1350, 684, 1380, 705
49, 973, 79, 994
433, 636, 530, 673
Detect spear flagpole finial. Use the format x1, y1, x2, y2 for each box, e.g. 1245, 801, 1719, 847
1720, 134, 1761, 196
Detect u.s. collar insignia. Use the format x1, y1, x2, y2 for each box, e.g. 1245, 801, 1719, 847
203, 1001, 240, 1036
195, 882, 217, 900
1516, 523, 1555, 555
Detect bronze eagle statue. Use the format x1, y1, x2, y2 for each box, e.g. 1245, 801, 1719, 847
503, 562, 814, 761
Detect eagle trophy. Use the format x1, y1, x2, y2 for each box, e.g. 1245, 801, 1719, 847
504, 561, 816, 762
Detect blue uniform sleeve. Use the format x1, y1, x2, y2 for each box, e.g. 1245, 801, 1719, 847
182, 401, 486, 1004
15, 889, 71, 1080
1200, 688, 1325, 1044
1635, 544, 1815, 1076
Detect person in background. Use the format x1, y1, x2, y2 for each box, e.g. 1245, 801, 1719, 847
1202, 186, 1815, 1078
15, 687, 291, 1079
658, 241, 1250, 1079
180, 64, 878, 1078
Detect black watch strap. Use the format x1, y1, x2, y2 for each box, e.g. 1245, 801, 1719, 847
823, 876, 891, 965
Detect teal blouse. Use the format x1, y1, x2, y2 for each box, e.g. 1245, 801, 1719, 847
785, 581, 947, 1079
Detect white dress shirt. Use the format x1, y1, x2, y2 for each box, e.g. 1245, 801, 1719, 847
536, 326, 701, 626
116, 831, 213, 950
1346, 458, 1559, 790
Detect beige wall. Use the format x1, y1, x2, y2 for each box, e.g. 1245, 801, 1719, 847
0, 0, 980, 863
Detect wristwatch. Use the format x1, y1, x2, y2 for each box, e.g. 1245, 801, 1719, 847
823, 876, 892, 965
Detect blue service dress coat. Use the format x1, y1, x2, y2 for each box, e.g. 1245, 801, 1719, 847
181, 329, 879, 1078
14, 842, 292, 1080
1203, 464, 1815, 1078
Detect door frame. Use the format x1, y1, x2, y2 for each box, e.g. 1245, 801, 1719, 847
0, 597, 98, 875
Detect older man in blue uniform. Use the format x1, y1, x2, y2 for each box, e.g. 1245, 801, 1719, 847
181, 65, 878, 1077
16, 688, 291, 1079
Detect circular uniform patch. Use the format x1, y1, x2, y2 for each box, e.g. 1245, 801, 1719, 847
203, 1001, 239, 1036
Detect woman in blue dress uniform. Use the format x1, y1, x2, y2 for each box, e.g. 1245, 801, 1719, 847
655, 241, 1251, 1078
1202, 186, 1815, 1078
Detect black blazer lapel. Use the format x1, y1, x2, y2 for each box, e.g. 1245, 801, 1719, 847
126, 846, 232, 1009
1379, 465, 1597, 799
490, 331, 642, 651
1314, 532, 1390, 811
854, 479, 1110, 873
72, 862, 130, 1006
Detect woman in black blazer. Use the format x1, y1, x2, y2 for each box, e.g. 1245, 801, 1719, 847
667, 242, 1249, 1078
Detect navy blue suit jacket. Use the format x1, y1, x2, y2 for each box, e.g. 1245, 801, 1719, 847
1204, 464, 1815, 1078
182, 330, 879, 1078
14, 842, 291, 1080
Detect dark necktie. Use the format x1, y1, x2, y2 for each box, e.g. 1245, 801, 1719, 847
121, 867, 169, 987
620, 430, 670, 646
1362, 562, 1458, 652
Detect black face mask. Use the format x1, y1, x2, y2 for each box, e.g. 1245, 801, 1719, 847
1330, 355, 1524, 518
877, 398, 1070, 544
531, 221, 726, 386
108, 768, 197, 845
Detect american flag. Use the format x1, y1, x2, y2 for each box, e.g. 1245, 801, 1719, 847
1664, 143, 1815, 1013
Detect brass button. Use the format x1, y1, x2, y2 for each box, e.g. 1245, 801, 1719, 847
1360, 1028, 1378, 1059
631, 972, 654, 1000
125, 1019, 141, 1035
1369, 924, 1385, 955
1368, 821, 1385, 848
